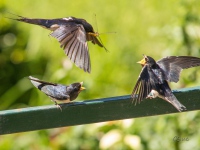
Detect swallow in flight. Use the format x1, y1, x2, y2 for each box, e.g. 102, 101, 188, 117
8, 13, 107, 73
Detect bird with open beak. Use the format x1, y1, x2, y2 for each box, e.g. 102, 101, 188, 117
8, 13, 107, 73
131, 55, 200, 112
29, 76, 85, 110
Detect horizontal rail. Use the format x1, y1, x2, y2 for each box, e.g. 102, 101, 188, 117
0, 86, 200, 135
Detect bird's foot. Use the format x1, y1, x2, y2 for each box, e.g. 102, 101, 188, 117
56, 104, 62, 111
53, 101, 62, 111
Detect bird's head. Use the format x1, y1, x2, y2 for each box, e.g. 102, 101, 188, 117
68, 82, 86, 101
79, 82, 86, 92
70, 82, 86, 93
137, 55, 156, 67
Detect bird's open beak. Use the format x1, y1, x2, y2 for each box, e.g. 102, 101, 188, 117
80, 86, 86, 91
80, 82, 86, 91
137, 58, 146, 66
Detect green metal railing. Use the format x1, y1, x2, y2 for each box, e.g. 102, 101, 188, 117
0, 87, 200, 135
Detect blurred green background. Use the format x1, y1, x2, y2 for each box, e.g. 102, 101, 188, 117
1, 0, 200, 149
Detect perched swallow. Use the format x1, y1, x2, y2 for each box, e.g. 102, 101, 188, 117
8, 13, 106, 73
29, 76, 85, 109
131, 55, 200, 112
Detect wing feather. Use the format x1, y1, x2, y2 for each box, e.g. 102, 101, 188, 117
131, 66, 152, 105
157, 56, 200, 82
50, 24, 91, 73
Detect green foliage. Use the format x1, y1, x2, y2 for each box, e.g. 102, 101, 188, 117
0, 0, 200, 149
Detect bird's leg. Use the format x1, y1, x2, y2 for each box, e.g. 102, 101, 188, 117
51, 99, 62, 111
56, 103, 62, 112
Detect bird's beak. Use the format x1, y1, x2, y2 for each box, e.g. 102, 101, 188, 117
88, 32, 99, 37
137, 58, 146, 65
80, 86, 86, 91
80, 82, 86, 91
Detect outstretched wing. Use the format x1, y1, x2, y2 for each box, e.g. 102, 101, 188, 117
131, 66, 153, 105
157, 56, 200, 82
51, 24, 91, 73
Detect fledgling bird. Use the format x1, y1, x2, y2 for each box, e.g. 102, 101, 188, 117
131, 55, 200, 112
29, 76, 85, 109
8, 13, 107, 73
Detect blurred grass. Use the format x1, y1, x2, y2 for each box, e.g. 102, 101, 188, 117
0, 0, 200, 149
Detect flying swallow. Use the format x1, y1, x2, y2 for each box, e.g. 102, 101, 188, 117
131, 55, 200, 112
8, 13, 107, 73
29, 76, 85, 109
